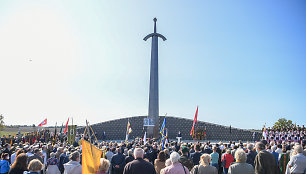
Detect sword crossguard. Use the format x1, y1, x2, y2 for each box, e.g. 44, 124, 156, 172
144, 18, 167, 41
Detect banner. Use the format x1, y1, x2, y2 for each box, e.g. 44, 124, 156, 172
68, 125, 76, 144
82, 140, 102, 174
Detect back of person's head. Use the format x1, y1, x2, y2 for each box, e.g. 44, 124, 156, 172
294, 145, 303, 154
11, 153, 28, 170
195, 144, 200, 151
157, 151, 166, 162
226, 149, 231, 154
165, 158, 172, 167
271, 146, 277, 152
212, 146, 217, 151
34, 148, 40, 154
16, 149, 25, 157
133, 148, 144, 159
98, 158, 110, 173
247, 144, 253, 151
200, 154, 211, 166
235, 149, 247, 163
127, 149, 133, 156
170, 151, 180, 163
28, 159, 43, 172
255, 142, 265, 151
1, 153, 9, 160
50, 152, 56, 158
69, 151, 80, 161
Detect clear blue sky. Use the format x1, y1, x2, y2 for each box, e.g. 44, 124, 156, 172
0, 0, 305, 129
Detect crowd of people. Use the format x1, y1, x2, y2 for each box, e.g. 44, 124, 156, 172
0, 133, 305, 174
262, 125, 305, 144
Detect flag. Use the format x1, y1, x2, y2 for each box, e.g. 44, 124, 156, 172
38, 118, 47, 127
160, 117, 167, 150
125, 120, 132, 141
190, 106, 198, 137
64, 118, 69, 134
68, 125, 76, 145
82, 140, 103, 174
143, 132, 147, 145
60, 123, 63, 134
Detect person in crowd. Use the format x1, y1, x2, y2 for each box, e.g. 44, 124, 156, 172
10, 148, 20, 165
28, 149, 43, 164
162, 151, 190, 174
191, 154, 217, 174
46, 152, 60, 174
8, 153, 28, 174
179, 146, 194, 171
154, 151, 166, 174
58, 149, 69, 173
125, 149, 134, 164
210, 146, 219, 171
287, 145, 306, 174
278, 147, 290, 174
190, 144, 202, 165
160, 159, 172, 174
0, 153, 10, 174
221, 149, 234, 174
24, 159, 43, 174
63, 151, 82, 174
246, 144, 256, 168
123, 148, 156, 174
228, 149, 254, 174
105, 148, 114, 162
96, 158, 110, 174
111, 148, 126, 174
254, 142, 280, 174
271, 146, 279, 166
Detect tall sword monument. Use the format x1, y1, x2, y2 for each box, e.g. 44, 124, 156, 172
144, 18, 166, 138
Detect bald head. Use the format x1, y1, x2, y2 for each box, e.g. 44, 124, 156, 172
133, 148, 144, 159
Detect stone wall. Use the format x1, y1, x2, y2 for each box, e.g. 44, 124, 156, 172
78, 116, 259, 141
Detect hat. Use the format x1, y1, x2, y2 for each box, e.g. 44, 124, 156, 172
181, 146, 189, 153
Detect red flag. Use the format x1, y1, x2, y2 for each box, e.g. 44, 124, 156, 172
38, 118, 47, 127
64, 118, 69, 134
190, 106, 198, 136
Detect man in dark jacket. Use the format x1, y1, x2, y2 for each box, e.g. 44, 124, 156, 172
111, 148, 126, 174
28, 148, 44, 164
190, 144, 202, 165
246, 143, 257, 167
123, 148, 156, 174
179, 146, 193, 171
254, 142, 280, 174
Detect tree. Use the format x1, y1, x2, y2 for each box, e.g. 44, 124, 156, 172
0, 114, 5, 131
273, 118, 293, 130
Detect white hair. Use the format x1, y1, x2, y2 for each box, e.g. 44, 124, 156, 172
294, 145, 303, 154
235, 149, 247, 163
170, 152, 180, 163
133, 148, 144, 158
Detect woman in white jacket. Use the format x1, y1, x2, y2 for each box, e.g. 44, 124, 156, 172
64, 151, 82, 174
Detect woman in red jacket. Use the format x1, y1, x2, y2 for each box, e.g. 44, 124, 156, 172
221, 149, 234, 174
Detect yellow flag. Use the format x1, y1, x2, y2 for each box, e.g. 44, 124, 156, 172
82, 140, 102, 174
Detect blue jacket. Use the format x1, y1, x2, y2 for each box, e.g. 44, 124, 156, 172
0, 159, 10, 173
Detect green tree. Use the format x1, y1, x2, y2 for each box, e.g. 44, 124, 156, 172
273, 118, 293, 130
0, 114, 5, 131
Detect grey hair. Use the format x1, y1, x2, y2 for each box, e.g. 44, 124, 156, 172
69, 151, 80, 161
133, 148, 144, 158
255, 142, 265, 151
247, 144, 253, 151
165, 158, 172, 167
294, 145, 303, 154
235, 149, 247, 163
170, 152, 180, 163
